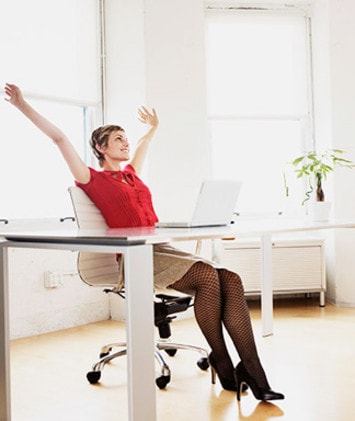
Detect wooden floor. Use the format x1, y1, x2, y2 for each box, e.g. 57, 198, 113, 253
10, 297, 355, 421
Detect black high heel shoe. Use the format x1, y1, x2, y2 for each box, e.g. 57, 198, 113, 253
208, 353, 248, 392
234, 361, 284, 401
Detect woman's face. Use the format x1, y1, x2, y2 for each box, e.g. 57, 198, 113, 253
100, 129, 130, 162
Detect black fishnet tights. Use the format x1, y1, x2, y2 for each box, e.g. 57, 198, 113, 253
170, 262, 269, 389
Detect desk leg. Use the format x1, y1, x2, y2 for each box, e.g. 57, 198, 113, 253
124, 245, 156, 421
260, 234, 273, 337
0, 246, 11, 421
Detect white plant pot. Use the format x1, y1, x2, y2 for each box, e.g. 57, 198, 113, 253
308, 201, 332, 222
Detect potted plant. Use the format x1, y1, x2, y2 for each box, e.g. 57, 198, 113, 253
285, 149, 355, 220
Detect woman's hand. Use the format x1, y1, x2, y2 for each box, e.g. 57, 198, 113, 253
4, 83, 24, 108
138, 106, 159, 129
130, 107, 159, 174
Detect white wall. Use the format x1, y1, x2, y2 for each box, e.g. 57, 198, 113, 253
104, 0, 146, 128
310, 0, 337, 301
144, 0, 211, 221
327, 0, 355, 305
4, 219, 110, 340
105, 0, 210, 222
306, 0, 355, 306
9, 248, 110, 339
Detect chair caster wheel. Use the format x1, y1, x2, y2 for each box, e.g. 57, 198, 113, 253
165, 349, 177, 357
87, 370, 101, 384
197, 357, 209, 371
155, 375, 171, 389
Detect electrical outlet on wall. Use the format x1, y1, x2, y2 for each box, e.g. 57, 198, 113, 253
44, 271, 63, 288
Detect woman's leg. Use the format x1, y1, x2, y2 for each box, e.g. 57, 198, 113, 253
217, 268, 269, 389
171, 262, 282, 399
170, 262, 234, 380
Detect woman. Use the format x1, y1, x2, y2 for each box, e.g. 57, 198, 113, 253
4, 83, 284, 401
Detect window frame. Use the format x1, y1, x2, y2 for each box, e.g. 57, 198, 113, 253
204, 5, 315, 216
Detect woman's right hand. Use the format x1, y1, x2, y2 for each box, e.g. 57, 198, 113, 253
4, 83, 24, 108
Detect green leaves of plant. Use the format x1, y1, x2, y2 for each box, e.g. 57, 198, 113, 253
285, 149, 355, 204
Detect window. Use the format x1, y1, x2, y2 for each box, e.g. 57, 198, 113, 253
205, 8, 313, 216
0, 0, 101, 219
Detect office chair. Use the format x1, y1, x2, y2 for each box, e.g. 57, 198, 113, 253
68, 186, 210, 389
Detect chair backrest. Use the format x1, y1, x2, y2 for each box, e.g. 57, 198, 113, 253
68, 186, 107, 230
68, 186, 120, 287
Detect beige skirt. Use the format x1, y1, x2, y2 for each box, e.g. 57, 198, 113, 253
153, 243, 223, 290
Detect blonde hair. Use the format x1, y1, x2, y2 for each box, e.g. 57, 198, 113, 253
89, 125, 125, 166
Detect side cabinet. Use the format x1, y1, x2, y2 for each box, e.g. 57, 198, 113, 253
220, 237, 326, 306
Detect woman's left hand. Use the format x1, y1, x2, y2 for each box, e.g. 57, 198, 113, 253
138, 106, 159, 129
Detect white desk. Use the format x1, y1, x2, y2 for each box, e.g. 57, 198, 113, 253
1, 219, 354, 421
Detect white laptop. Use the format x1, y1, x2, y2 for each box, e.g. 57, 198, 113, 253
156, 179, 242, 228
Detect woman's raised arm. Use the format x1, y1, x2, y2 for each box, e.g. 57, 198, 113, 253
4, 83, 90, 184
129, 106, 159, 174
